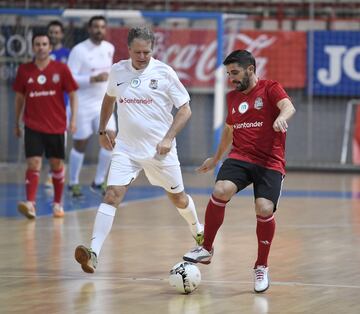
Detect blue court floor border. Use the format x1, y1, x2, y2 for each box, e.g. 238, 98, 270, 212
1, 183, 360, 218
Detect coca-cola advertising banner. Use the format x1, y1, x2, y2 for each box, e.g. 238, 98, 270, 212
108, 28, 306, 89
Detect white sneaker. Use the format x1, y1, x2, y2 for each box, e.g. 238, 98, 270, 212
183, 246, 213, 264
17, 201, 36, 219
53, 203, 64, 218
254, 265, 269, 293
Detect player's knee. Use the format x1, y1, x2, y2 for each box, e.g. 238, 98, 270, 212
103, 188, 121, 207
169, 191, 188, 208
255, 199, 274, 217
212, 184, 232, 202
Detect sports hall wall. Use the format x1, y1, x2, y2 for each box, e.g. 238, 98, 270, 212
1, 12, 360, 170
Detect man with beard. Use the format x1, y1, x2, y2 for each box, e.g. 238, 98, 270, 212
67, 16, 116, 197
183, 50, 296, 293
47, 20, 70, 64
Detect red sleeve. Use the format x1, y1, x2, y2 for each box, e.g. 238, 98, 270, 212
225, 92, 234, 125
12, 64, 26, 94
62, 63, 79, 93
267, 81, 290, 107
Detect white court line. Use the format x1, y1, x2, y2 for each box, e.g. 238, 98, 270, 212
1, 273, 360, 289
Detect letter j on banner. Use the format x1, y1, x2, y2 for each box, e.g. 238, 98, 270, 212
312, 31, 360, 96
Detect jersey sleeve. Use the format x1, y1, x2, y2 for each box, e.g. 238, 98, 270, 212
106, 65, 117, 97
267, 81, 290, 107
62, 63, 79, 93
67, 46, 92, 87
12, 64, 26, 94
166, 66, 190, 109
225, 92, 234, 125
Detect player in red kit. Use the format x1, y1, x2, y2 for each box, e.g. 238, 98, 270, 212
183, 50, 296, 293
13, 32, 78, 219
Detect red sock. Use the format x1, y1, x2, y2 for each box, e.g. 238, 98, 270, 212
255, 214, 276, 268
25, 169, 40, 203
203, 194, 228, 252
52, 167, 65, 204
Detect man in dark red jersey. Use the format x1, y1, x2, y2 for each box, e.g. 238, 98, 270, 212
13, 32, 78, 219
183, 50, 296, 293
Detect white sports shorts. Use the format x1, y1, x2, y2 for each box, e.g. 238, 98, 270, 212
72, 110, 116, 140
107, 152, 184, 193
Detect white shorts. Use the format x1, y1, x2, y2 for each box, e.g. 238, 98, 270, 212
72, 110, 116, 140
107, 152, 184, 193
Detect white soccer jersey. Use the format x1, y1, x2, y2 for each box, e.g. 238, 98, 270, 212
68, 39, 114, 113
107, 57, 190, 161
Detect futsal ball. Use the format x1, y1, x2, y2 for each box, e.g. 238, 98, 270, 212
169, 261, 201, 294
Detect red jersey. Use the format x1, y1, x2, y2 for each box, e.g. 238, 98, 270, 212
13, 60, 78, 134
225, 79, 290, 174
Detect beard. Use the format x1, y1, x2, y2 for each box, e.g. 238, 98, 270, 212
233, 71, 250, 91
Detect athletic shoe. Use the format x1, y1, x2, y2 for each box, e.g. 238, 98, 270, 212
69, 184, 83, 198
183, 246, 213, 264
90, 181, 106, 196
254, 265, 269, 293
193, 230, 204, 246
52, 203, 64, 218
75, 245, 98, 273
17, 201, 36, 219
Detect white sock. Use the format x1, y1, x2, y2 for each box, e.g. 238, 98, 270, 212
90, 203, 116, 257
176, 195, 203, 237
94, 148, 112, 185
69, 148, 84, 185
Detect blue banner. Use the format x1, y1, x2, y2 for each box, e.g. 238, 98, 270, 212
312, 31, 360, 96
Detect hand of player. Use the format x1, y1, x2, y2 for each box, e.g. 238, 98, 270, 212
68, 119, 77, 134
156, 138, 172, 155
99, 129, 116, 151
196, 157, 217, 173
91, 72, 109, 83
273, 117, 288, 133
14, 125, 22, 138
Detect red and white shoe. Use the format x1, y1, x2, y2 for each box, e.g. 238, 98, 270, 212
53, 203, 65, 218
17, 201, 36, 219
254, 265, 270, 293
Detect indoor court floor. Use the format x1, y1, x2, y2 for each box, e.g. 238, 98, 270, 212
1, 163, 360, 313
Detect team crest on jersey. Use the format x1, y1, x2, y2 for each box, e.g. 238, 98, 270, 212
149, 79, 158, 90
52, 73, 60, 83
37, 75, 46, 85
238, 102, 249, 114
254, 97, 263, 110
131, 78, 141, 88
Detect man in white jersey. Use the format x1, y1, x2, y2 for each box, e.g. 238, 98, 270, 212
67, 15, 116, 197
74, 26, 204, 273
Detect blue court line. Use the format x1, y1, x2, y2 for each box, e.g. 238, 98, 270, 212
0, 183, 359, 218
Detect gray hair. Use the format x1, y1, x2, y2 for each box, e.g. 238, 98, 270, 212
127, 27, 155, 49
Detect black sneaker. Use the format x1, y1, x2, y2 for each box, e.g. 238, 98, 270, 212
68, 184, 83, 198
90, 182, 106, 195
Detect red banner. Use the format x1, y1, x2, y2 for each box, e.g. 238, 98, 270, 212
108, 28, 306, 89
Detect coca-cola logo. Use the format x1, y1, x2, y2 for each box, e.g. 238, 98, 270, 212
152, 31, 277, 84
153, 31, 216, 83
110, 28, 305, 89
